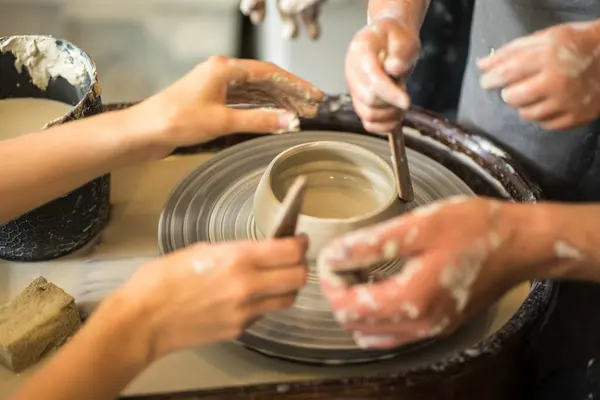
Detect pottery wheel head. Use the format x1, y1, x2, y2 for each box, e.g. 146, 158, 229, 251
158, 131, 475, 364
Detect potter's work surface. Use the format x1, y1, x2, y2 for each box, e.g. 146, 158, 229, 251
0, 98, 72, 140
0, 148, 529, 397
157, 131, 521, 364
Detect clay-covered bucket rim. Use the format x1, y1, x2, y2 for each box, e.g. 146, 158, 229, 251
0, 34, 100, 127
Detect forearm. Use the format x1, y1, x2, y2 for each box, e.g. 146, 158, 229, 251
367, 0, 431, 29
11, 291, 153, 400
0, 108, 163, 223
508, 202, 600, 282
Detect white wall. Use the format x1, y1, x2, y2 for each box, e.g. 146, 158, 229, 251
257, 0, 367, 94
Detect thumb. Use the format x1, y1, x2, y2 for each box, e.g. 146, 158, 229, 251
222, 107, 300, 134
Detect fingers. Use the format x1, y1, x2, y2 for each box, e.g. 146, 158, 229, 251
320, 252, 456, 348
205, 56, 323, 102
240, 0, 266, 24
351, 332, 412, 349
383, 25, 420, 77
539, 114, 576, 131
277, 0, 323, 40
518, 99, 562, 122
500, 74, 549, 107
222, 107, 299, 134
252, 265, 308, 296
278, 0, 320, 14
479, 50, 543, 90
280, 13, 300, 39
201, 56, 323, 124
352, 95, 404, 120
300, 5, 321, 40
345, 22, 417, 134
477, 33, 549, 70
362, 51, 411, 109
249, 235, 309, 268
317, 214, 423, 275
244, 293, 298, 318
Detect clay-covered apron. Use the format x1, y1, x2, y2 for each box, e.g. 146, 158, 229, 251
458, 0, 600, 398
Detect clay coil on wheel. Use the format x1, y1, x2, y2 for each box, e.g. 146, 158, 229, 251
159, 131, 479, 364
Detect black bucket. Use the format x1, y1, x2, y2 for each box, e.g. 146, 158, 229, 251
0, 35, 108, 261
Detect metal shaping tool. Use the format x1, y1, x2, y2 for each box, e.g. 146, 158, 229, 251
268, 175, 307, 238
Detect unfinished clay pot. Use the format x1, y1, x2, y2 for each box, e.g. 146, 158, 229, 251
253, 141, 405, 260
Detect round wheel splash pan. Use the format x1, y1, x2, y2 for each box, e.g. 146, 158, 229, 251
153, 100, 555, 397
159, 131, 485, 364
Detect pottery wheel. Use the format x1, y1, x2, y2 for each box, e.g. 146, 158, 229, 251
158, 131, 475, 364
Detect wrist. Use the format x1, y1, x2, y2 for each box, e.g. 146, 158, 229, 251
88, 287, 157, 368
111, 106, 175, 162
498, 202, 558, 281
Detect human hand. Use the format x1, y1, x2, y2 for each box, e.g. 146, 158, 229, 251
345, 8, 420, 134
478, 21, 600, 131
130, 56, 323, 157
317, 197, 548, 349
240, 0, 326, 40
115, 236, 308, 359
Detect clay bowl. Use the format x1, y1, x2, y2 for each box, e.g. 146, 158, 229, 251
0, 35, 108, 261
253, 141, 405, 259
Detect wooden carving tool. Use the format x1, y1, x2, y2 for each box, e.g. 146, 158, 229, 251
387, 73, 414, 203
243, 176, 308, 331
388, 125, 414, 203
268, 175, 307, 238
334, 128, 414, 286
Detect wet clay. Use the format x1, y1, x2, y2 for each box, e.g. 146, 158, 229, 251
0, 98, 72, 140
254, 141, 405, 261
270, 147, 395, 219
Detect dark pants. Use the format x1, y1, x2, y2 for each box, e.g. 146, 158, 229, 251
527, 281, 600, 400
408, 0, 475, 118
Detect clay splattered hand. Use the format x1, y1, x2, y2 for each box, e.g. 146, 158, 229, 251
132, 56, 323, 154
478, 21, 600, 131
345, 8, 420, 134
137, 57, 323, 147
317, 197, 534, 350
240, 0, 326, 40
118, 236, 308, 358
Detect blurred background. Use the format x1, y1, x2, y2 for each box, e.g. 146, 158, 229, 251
0, 0, 474, 118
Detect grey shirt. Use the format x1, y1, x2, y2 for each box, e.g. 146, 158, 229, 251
458, 0, 600, 201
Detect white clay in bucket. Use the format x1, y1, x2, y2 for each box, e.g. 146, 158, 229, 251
0, 98, 72, 140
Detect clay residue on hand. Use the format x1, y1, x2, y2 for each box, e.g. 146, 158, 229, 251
553, 240, 584, 260
0, 36, 88, 91
227, 72, 323, 121
439, 241, 488, 313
